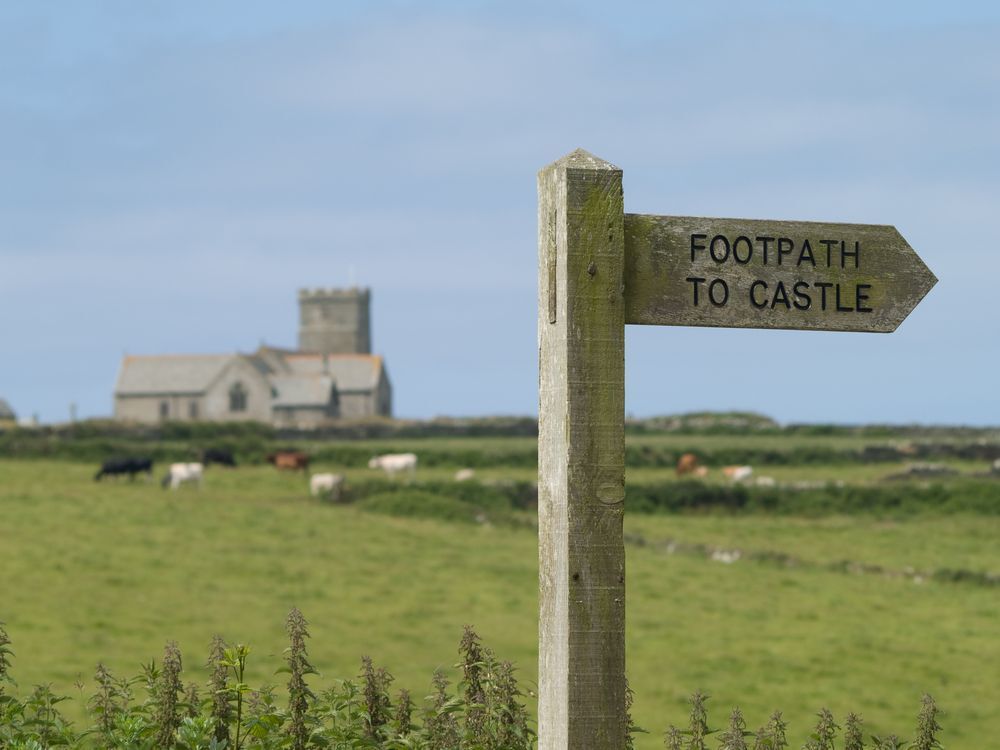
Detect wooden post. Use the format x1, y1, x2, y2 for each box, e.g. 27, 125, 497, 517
538, 149, 626, 749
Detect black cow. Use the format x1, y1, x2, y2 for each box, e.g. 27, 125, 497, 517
201, 448, 237, 468
94, 456, 154, 481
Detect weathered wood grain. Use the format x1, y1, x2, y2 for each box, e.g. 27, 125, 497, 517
538, 149, 626, 750
624, 214, 937, 332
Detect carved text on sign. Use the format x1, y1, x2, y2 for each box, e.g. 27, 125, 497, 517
686, 234, 873, 314
624, 215, 936, 333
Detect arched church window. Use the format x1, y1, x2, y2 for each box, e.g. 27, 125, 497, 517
229, 382, 248, 412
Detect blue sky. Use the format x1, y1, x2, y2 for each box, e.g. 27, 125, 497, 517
1, 2, 998, 425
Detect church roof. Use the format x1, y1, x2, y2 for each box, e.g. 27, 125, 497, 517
270, 375, 335, 407
0, 398, 16, 420
115, 350, 384, 398
282, 353, 384, 391
115, 354, 235, 395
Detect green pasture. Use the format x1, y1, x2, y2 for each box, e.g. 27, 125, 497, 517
1, 459, 997, 747
625, 513, 1000, 574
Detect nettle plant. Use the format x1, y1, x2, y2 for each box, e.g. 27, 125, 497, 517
0, 614, 534, 750
661, 691, 944, 750
0, 617, 942, 749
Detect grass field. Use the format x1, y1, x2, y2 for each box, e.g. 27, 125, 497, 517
1, 457, 998, 748
625, 513, 1000, 573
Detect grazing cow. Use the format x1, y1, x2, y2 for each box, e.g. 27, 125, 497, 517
202, 448, 237, 468
95, 456, 154, 481
267, 451, 310, 472
368, 453, 417, 477
454, 468, 476, 482
710, 549, 742, 564
162, 462, 203, 490
722, 465, 754, 482
309, 473, 344, 500
675, 453, 701, 477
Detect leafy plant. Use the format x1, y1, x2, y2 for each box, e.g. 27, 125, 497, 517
0, 614, 948, 750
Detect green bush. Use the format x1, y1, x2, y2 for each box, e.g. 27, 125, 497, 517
626, 481, 750, 513
0, 618, 946, 750
624, 480, 1000, 516
339, 478, 998, 523
0, 615, 535, 750
662, 691, 944, 750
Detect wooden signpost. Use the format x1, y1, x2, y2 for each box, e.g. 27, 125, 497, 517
536, 149, 936, 750
624, 215, 936, 333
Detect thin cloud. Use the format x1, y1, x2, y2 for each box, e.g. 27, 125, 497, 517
1, 7, 997, 423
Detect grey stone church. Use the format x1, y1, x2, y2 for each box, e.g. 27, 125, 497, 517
114, 288, 391, 426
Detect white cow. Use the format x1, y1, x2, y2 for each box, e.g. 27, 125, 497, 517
368, 453, 417, 477
310, 473, 344, 500
454, 468, 476, 482
162, 462, 203, 490
721, 465, 753, 482
710, 549, 742, 564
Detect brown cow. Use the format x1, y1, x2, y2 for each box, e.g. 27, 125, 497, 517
266, 451, 310, 472
676, 453, 703, 477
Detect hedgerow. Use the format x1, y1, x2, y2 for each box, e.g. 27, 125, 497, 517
2, 419, 999, 468
339, 478, 1000, 521
624, 480, 1000, 516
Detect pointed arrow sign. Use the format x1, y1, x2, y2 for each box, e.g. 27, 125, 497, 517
624, 214, 937, 332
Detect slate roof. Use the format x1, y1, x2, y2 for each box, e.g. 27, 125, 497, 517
282, 353, 384, 392
115, 354, 235, 395
115, 350, 384, 403
271, 375, 335, 408
251, 347, 293, 375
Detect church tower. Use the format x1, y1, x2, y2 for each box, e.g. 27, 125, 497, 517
298, 287, 371, 354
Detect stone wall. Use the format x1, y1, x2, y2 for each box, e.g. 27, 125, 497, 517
115, 394, 206, 423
